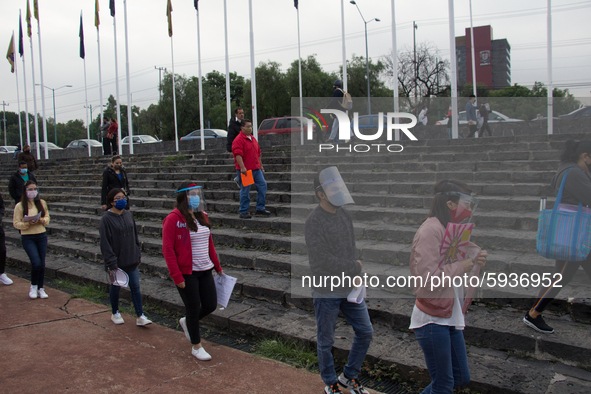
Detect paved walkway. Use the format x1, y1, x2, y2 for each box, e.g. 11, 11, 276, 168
0, 276, 366, 394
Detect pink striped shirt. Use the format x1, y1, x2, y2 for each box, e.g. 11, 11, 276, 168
189, 221, 214, 271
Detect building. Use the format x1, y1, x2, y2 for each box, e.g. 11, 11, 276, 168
456, 25, 511, 90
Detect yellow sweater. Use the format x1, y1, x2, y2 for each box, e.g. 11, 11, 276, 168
13, 200, 50, 235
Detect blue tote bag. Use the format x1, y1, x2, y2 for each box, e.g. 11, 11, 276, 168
536, 168, 591, 261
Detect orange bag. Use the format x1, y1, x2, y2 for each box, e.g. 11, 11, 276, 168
241, 170, 254, 187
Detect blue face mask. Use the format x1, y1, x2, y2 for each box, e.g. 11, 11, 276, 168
188, 196, 201, 211
20, 168, 28, 175
114, 199, 127, 210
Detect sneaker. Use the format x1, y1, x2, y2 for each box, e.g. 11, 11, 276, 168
179, 317, 191, 342
338, 373, 369, 394
111, 311, 125, 325
136, 314, 152, 326
0, 273, 13, 285
324, 382, 343, 394
192, 346, 212, 361
255, 209, 271, 216
29, 285, 38, 299
38, 288, 49, 299
523, 311, 554, 334
239, 212, 252, 219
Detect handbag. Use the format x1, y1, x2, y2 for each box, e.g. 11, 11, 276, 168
536, 167, 591, 261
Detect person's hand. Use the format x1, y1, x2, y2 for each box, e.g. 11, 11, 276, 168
240, 167, 247, 175
475, 250, 487, 267
176, 281, 186, 289
30, 219, 38, 224
459, 258, 474, 273
102, 205, 107, 211
260, 165, 265, 172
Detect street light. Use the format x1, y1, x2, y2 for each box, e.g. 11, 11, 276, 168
36, 84, 72, 145
350, 0, 380, 116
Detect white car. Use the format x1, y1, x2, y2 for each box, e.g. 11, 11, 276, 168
436, 110, 524, 125
0, 145, 18, 154
121, 135, 162, 144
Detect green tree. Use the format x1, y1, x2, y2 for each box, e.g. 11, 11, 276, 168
241, 61, 290, 124
285, 55, 337, 99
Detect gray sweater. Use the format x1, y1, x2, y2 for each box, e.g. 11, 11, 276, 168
99, 209, 141, 272
551, 162, 591, 207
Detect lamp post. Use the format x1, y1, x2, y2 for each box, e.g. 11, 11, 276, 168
36, 84, 72, 145
350, 1, 379, 116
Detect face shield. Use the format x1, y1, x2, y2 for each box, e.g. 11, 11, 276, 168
176, 184, 206, 212
107, 268, 129, 288
318, 166, 354, 207
446, 192, 479, 224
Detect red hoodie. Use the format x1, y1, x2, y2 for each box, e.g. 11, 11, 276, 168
162, 209, 222, 285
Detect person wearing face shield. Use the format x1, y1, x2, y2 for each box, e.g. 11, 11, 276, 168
162, 183, 223, 361
101, 155, 130, 211
304, 167, 373, 394
525, 139, 591, 334
9, 161, 37, 206
409, 180, 488, 394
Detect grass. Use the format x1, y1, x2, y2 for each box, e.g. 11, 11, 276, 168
254, 339, 318, 371
52, 278, 108, 303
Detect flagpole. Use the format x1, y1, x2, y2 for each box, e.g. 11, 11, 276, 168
297, 4, 304, 146
223, 0, 231, 129
391, 0, 400, 141
171, 36, 179, 152
28, 16, 41, 157
547, 0, 553, 135
12, 31, 23, 148
248, 0, 258, 139
195, 8, 205, 151
20, 10, 31, 146
340, 0, 348, 92
35, 6, 49, 159
448, 0, 459, 139
123, 0, 134, 154
96, 2, 104, 125
81, 11, 91, 157
112, 7, 122, 155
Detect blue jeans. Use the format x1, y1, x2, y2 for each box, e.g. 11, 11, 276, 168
414, 324, 470, 393
110, 267, 143, 317
22, 233, 48, 288
313, 297, 374, 385
237, 169, 267, 214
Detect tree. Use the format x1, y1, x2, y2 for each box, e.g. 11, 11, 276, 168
285, 55, 337, 99
241, 61, 290, 123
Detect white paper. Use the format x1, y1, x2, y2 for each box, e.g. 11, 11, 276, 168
22, 212, 41, 222
214, 273, 237, 308
347, 285, 366, 304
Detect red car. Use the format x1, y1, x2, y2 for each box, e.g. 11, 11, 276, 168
257, 116, 315, 135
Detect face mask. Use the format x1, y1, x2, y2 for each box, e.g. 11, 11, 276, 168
326, 191, 349, 207
114, 199, 127, 210
450, 208, 472, 223
188, 196, 201, 211
26, 190, 38, 199
113, 165, 122, 170
20, 168, 28, 175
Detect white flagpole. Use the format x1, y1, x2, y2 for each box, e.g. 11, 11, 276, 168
196, 7, 205, 151
82, 11, 91, 158
341, 0, 348, 92
123, 0, 134, 154
297, 4, 304, 146
112, 9, 122, 155
391, 0, 400, 142
469, 0, 477, 99
20, 11, 31, 146
28, 22, 40, 158
36, 10, 49, 159
248, 0, 258, 139
97, 11, 104, 125
449, 0, 459, 139
171, 32, 179, 152
223, 0, 231, 129
547, 0, 553, 135
13, 30, 23, 148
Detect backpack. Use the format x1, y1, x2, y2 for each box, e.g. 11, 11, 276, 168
337, 88, 353, 110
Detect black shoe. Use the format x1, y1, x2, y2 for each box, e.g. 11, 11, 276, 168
239, 212, 252, 219
324, 382, 343, 394
255, 209, 271, 216
523, 311, 554, 333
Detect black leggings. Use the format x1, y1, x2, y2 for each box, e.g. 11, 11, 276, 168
479, 121, 492, 137
177, 269, 217, 345
532, 256, 591, 313
0, 227, 6, 274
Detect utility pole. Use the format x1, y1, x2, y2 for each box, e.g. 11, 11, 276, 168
1, 101, 8, 146
413, 21, 418, 102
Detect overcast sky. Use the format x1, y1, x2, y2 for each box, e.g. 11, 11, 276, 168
1, 0, 590, 129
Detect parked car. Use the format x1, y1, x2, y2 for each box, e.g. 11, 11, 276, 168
349, 114, 389, 135
436, 110, 524, 125
30, 142, 63, 150
121, 135, 161, 144
180, 129, 228, 141
0, 145, 18, 154
258, 116, 314, 135
559, 106, 591, 120
66, 139, 103, 149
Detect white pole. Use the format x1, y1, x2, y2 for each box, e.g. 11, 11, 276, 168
196, 8, 205, 151
82, 11, 91, 158
341, 0, 348, 91
248, 0, 258, 139
97, 17, 104, 124
547, 0, 553, 135
20, 11, 31, 146
112, 12, 122, 155
469, 0, 477, 99
223, 0, 231, 129
391, 0, 400, 142
28, 25, 40, 158
36, 16, 49, 159
123, 0, 133, 154
13, 31, 23, 148
449, 0, 459, 139
297, 5, 304, 145
171, 37, 179, 152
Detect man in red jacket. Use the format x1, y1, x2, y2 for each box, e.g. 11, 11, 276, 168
232, 119, 271, 219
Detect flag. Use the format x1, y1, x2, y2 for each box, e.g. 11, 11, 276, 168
95, 0, 100, 28
79, 15, 85, 59
110, 0, 115, 17
19, 14, 24, 57
34, 0, 39, 20
294, 0, 298, 9
26, 0, 32, 38
7, 34, 15, 73
167, 0, 173, 37
194, 0, 198, 10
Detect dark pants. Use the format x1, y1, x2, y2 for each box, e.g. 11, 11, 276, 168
467, 124, 479, 138
176, 269, 217, 345
479, 121, 492, 137
0, 227, 6, 274
21, 232, 48, 288
110, 267, 143, 317
103, 137, 117, 155
533, 256, 591, 313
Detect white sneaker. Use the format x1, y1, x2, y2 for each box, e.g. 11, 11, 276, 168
0, 273, 13, 285
192, 346, 212, 361
179, 317, 191, 342
38, 288, 49, 299
136, 314, 152, 326
29, 285, 38, 299
111, 311, 125, 325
